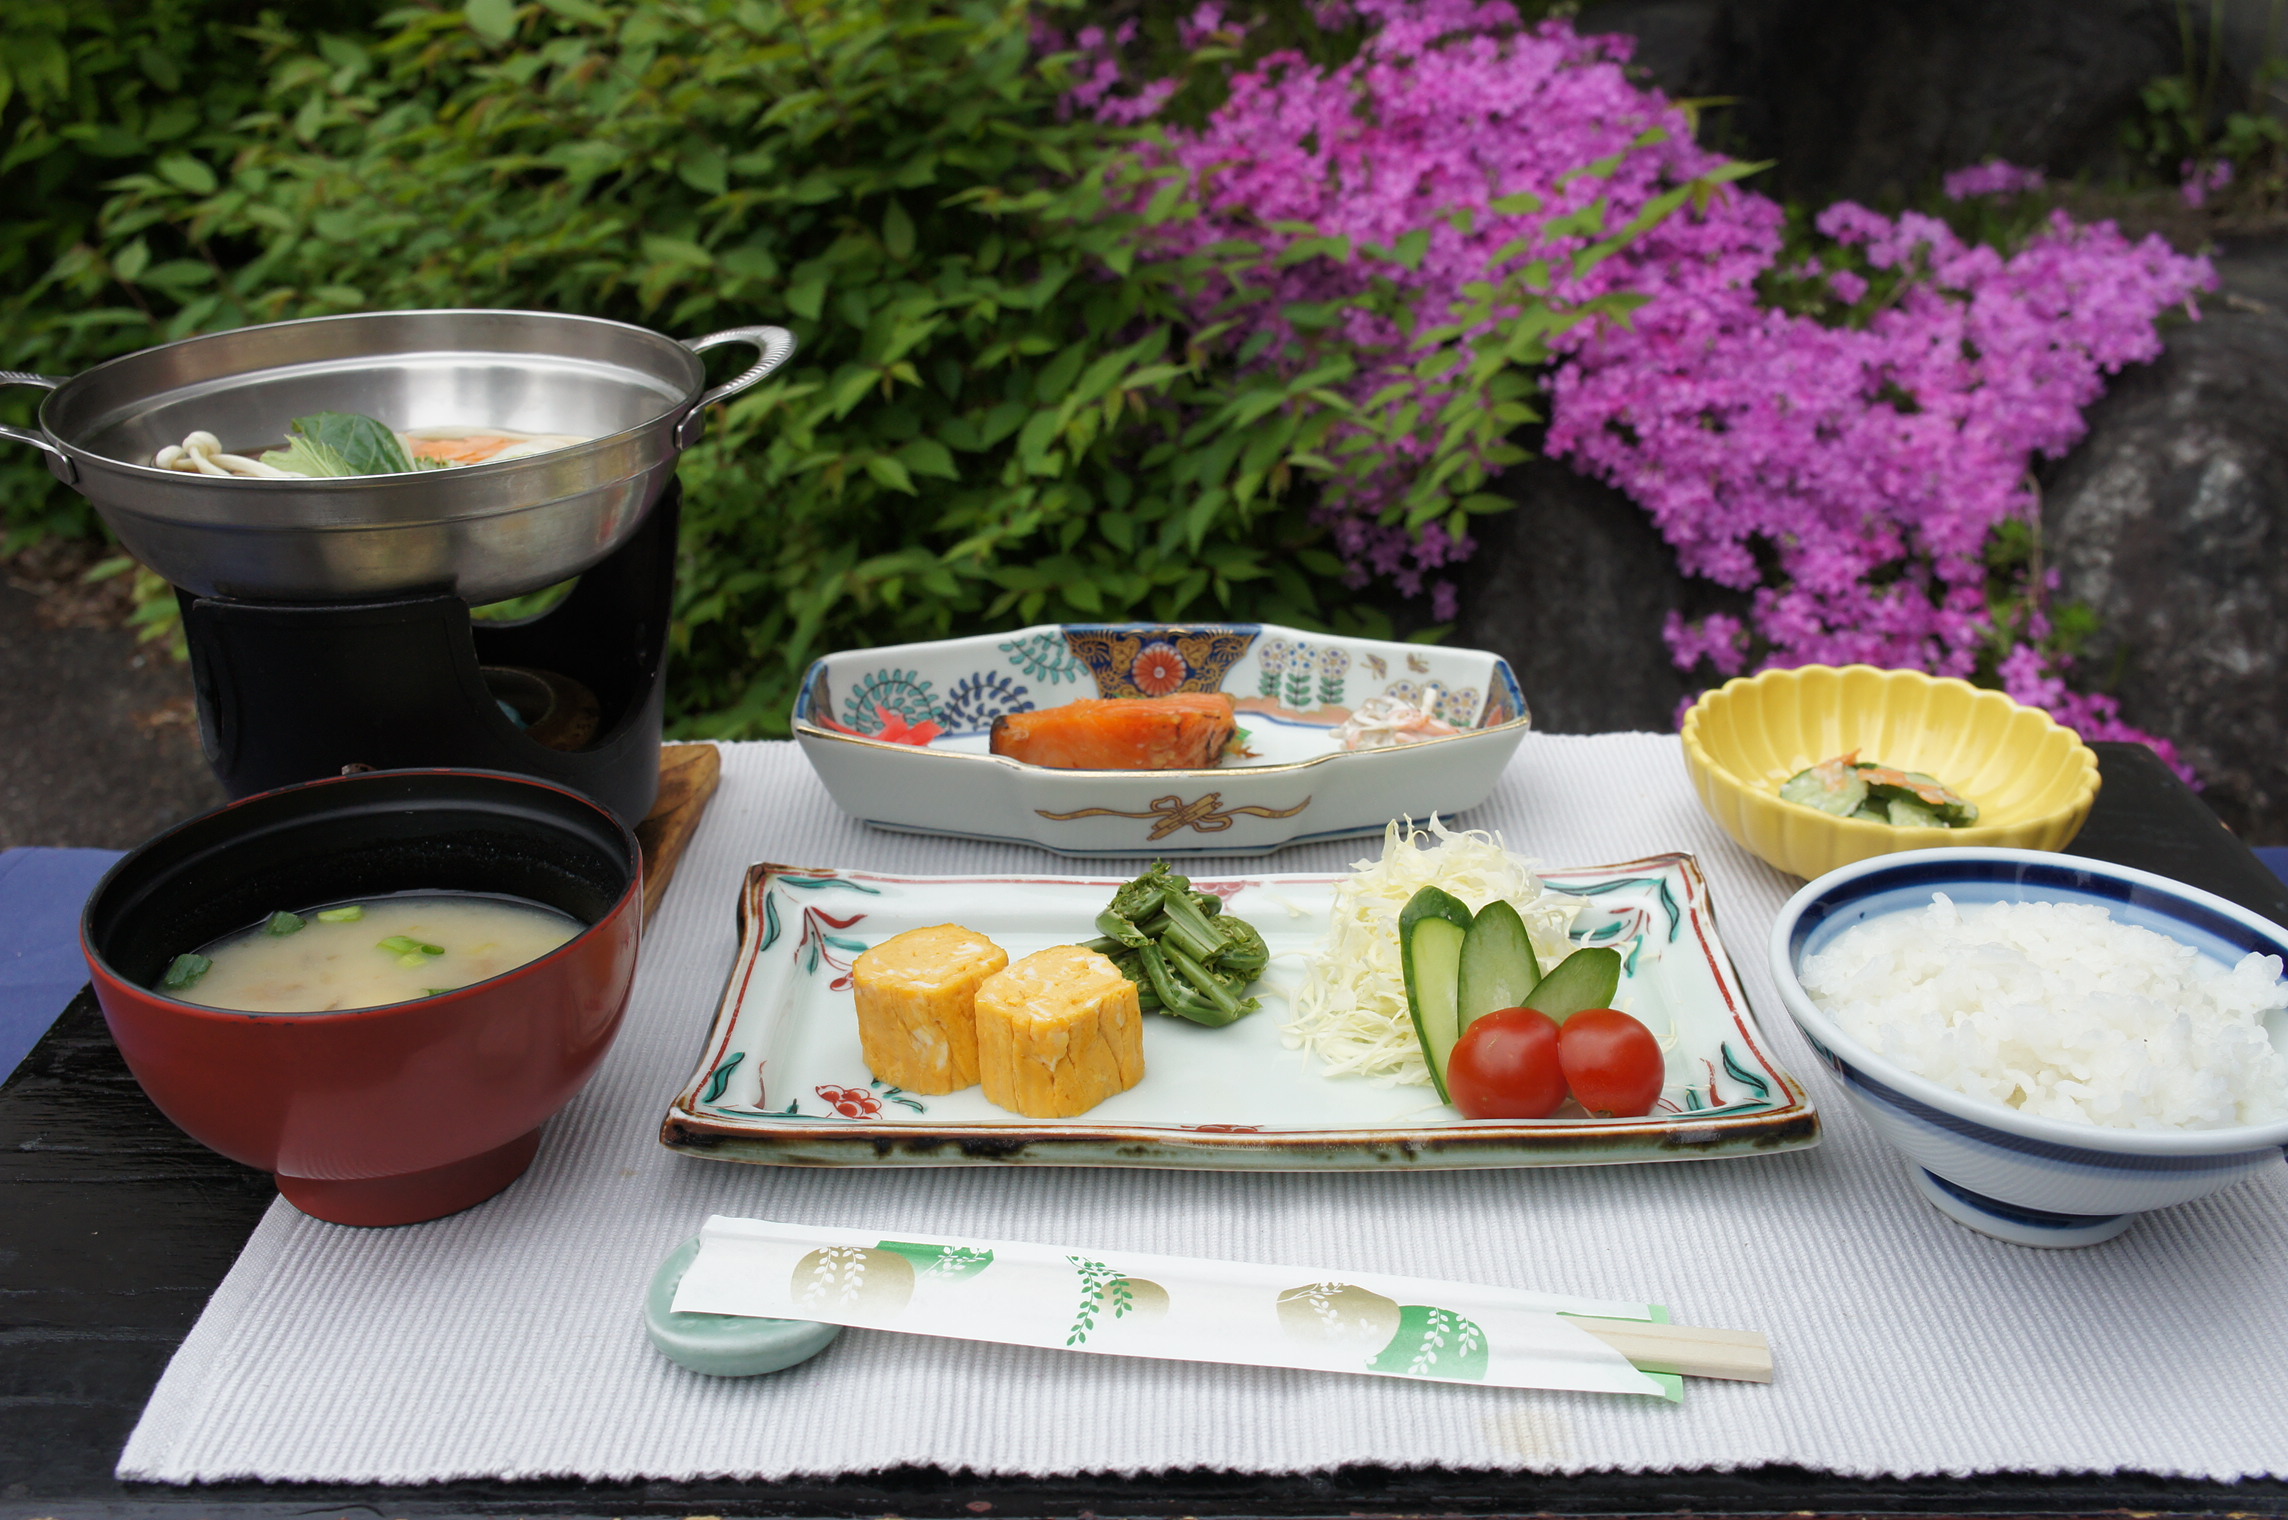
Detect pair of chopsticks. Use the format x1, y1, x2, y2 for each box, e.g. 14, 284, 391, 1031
1566, 1316, 1774, 1383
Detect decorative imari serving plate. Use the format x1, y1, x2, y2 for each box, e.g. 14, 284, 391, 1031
659, 855, 1819, 1170
789, 622, 1532, 856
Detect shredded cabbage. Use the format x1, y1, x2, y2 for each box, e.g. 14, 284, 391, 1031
1281, 816, 1583, 1084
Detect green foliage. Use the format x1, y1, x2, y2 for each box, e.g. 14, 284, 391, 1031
2120, 0, 2288, 200
1977, 507, 2102, 690
0, 0, 383, 546
1060, 0, 1368, 128
2, 0, 1675, 735
82, 553, 191, 658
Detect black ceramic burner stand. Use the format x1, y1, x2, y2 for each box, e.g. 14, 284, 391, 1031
178, 483, 678, 829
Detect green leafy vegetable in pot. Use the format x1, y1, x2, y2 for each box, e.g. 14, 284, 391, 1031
1083, 861, 1268, 1028
152, 414, 585, 478
262, 412, 429, 477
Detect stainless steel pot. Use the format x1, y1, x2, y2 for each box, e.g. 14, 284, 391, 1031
0, 309, 794, 603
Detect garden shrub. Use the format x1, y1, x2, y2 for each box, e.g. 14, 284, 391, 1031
1087, 1, 2213, 766
1546, 172, 2209, 765
3, 0, 2213, 763
2, 0, 1700, 736
0, 0, 384, 545
1085, 0, 1760, 619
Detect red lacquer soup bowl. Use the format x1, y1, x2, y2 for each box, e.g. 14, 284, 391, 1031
81, 769, 642, 1226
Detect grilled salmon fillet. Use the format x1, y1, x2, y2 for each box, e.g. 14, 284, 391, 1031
988, 693, 1237, 770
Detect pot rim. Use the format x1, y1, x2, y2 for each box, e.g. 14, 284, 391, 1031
43, 309, 690, 472
27, 308, 789, 480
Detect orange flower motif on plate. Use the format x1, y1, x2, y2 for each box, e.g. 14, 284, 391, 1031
1130, 642, 1189, 696
1062, 626, 1258, 698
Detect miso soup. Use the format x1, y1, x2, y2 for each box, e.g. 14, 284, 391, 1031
162, 893, 583, 1013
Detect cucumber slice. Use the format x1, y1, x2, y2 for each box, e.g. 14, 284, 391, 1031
1884, 795, 1941, 828
1398, 886, 1474, 1102
1456, 899, 1541, 1036
1521, 946, 1621, 1024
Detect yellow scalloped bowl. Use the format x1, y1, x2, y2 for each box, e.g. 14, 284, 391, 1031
1680, 665, 2101, 880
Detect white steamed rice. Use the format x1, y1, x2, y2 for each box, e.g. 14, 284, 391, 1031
1800, 893, 2288, 1130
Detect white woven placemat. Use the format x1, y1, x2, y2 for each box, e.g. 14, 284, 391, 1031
118, 734, 2288, 1484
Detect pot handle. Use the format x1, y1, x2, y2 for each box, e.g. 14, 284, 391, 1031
0, 372, 72, 478
675, 326, 797, 448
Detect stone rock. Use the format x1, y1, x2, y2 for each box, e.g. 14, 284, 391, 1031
1584, 0, 2184, 208
2043, 239, 2288, 844
0, 582, 224, 848
1453, 456, 1718, 734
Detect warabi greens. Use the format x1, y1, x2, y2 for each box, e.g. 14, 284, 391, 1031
1083, 861, 1268, 1028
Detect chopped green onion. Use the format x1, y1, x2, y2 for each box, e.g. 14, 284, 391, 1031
265, 910, 305, 936
422, 988, 452, 997
162, 953, 212, 990
398, 952, 429, 967
377, 935, 444, 957
317, 905, 364, 923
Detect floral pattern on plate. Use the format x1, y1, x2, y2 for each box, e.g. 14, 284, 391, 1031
842, 668, 938, 732
939, 670, 1033, 731
790, 622, 1533, 853
663, 856, 1818, 1167
1065, 625, 1259, 698
1252, 639, 1353, 712
999, 631, 1092, 687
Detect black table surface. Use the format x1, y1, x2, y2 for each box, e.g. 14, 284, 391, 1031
9, 740, 2288, 1520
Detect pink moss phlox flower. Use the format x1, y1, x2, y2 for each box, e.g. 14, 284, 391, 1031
1943, 160, 2048, 200
1825, 268, 1869, 304
1662, 610, 1748, 678
1090, 0, 1755, 607
1069, 6, 2213, 765
2181, 158, 2234, 209
1062, 21, 1184, 125
1549, 179, 2212, 762
1180, 2, 1231, 48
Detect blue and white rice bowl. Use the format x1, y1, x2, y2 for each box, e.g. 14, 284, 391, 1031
1769, 848, 2288, 1248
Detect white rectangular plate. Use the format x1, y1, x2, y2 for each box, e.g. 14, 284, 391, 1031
660, 855, 1819, 1169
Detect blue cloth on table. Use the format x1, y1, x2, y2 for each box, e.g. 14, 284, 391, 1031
0, 847, 124, 1084
2261, 846, 2288, 889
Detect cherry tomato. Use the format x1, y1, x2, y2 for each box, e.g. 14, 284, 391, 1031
1557, 1008, 1664, 1117
1446, 1007, 1566, 1119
